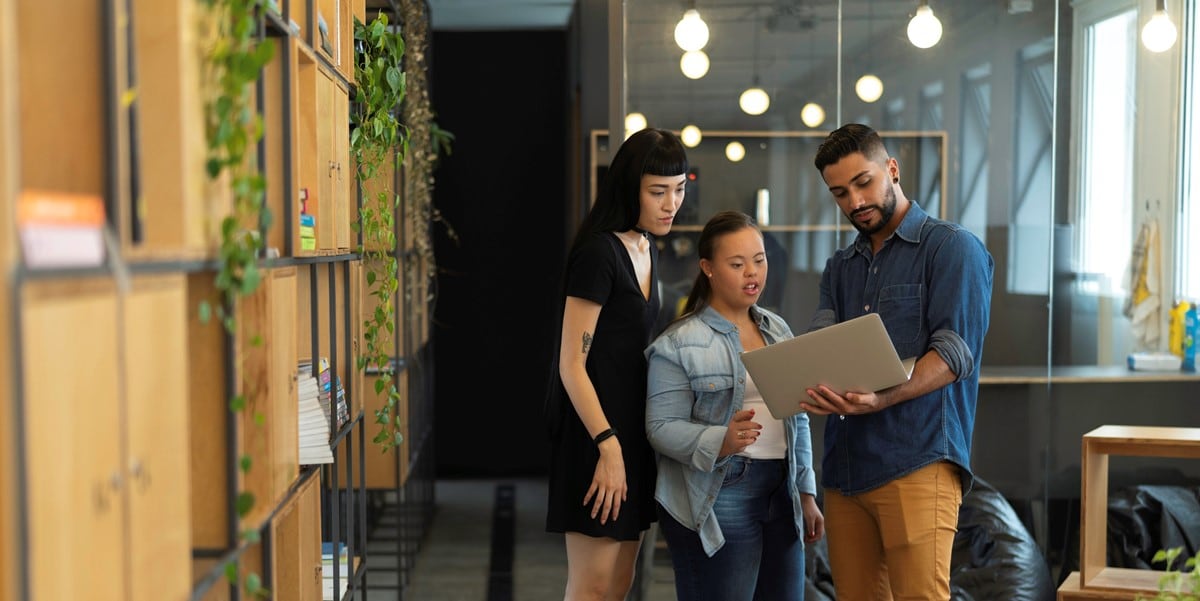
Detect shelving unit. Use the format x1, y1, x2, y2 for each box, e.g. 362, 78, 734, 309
2, 0, 438, 599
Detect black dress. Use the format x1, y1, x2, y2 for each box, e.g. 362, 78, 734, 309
545, 231, 660, 541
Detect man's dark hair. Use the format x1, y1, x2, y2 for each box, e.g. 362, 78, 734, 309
813, 123, 890, 173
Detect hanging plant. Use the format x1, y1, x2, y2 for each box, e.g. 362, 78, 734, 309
352, 12, 408, 452
197, 0, 274, 596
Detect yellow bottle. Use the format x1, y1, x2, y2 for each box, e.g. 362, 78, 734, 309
1170, 301, 1192, 358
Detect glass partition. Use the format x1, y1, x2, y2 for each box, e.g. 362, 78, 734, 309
617, 0, 1200, 587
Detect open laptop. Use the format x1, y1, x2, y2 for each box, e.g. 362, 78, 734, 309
739, 313, 916, 420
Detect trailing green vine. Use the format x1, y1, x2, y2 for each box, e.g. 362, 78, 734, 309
1137, 547, 1200, 600
352, 13, 409, 452
198, 0, 273, 596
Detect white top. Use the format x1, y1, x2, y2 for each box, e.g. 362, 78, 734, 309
615, 230, 651, 299
737, 371, 786, 460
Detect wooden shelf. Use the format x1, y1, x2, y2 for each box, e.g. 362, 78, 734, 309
0, 0, 16, 594
6, 4, 425, 599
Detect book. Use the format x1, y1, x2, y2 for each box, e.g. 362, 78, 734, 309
17, 190, 106, 268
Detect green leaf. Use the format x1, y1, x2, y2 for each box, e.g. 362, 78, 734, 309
240, 455, 252, 473
241, 263, 261, 295
366, 270, 376, 285
235, 491, 255, 517
246, 572, 263, 594
230, 394, 246, 412
225, 561, 238, 585
241, 528, 261, 544
254, 411, 265, 426
198, 301, 212, 324
375, 378, 386, 394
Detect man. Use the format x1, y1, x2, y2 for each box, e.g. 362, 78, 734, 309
801, 123, 993, 600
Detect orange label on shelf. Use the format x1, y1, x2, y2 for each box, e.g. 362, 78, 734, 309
17, 190, 105, 226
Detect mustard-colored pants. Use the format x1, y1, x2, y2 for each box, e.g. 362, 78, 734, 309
824, 461, 962, 601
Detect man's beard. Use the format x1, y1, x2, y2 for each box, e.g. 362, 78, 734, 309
847, 184, 897, 235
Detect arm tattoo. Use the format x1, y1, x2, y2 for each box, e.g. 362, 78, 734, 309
581, 332, 593, 355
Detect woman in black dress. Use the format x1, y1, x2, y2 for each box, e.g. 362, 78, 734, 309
545, 127, 688, 600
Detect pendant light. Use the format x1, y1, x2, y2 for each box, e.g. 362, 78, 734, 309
856, 3, 884, 103
725, 141, 746, 162
907, 0, 943, 49
624, 112, 647, 139
680, 125, 703, 147
801, 102, 826, 128
680, 50, 710, 79
739, 9, 770, 116
674, 5, 709, 52
1142, 0, 1178, 53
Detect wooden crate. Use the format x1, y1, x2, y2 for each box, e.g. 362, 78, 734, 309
126, 0, 212, 258
1079, 425, 1200, 594
18, 0, 107, 196
295, 44, 321, 256
269, 268, 300, 502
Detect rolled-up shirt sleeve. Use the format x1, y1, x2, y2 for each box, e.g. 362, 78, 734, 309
927, 228, 994, 381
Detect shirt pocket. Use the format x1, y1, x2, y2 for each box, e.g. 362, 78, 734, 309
689, 375, 734, 425
877, 283, 923, 344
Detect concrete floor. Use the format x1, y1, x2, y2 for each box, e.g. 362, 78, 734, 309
397, 479, 677, 601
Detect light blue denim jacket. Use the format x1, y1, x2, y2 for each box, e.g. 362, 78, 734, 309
645, 305, 817, 556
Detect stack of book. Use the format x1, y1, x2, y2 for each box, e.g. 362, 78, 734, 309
297, 362, 333, 465
299, 188, 316, 251
321, 542, 351, 601
317, 357, 349, 431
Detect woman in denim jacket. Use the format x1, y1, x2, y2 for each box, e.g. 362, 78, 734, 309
645, 211, 824, 601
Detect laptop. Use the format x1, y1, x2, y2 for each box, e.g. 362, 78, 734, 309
739, 313, 916, 420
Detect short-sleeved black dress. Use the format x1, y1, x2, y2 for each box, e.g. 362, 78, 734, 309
545, 231, 660, 541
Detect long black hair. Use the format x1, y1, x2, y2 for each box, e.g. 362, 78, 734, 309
679, 211, 761, 317
569, 128, 688, 257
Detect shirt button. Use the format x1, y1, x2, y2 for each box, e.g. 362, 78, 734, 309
738, 377, 744, 384
864, 304, 870, 311
839, 415, 846, 421
874, 267, 878, 273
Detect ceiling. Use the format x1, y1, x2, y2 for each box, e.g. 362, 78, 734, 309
377, 1, 1045, 132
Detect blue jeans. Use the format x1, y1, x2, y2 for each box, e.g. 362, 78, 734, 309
658, 457, 806, 601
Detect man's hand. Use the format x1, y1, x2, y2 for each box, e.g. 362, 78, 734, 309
800, 386, 888, 416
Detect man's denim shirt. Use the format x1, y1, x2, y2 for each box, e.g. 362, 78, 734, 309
808, 201, 993, 496
645, 305, 817, 557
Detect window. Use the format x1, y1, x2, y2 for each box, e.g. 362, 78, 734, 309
1180, 0, 1200, 299
958, 63, 992, 243
1010, 39, 1055, 295
1075, 8, 1137, 296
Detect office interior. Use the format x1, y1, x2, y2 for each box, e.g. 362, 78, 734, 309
3, 0, 1199, 599
429, 0, 1200, 596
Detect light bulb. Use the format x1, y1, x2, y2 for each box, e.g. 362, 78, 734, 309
907, 5, 943, 49
801, 102, 826, 128
680, 124, 703, 148
855, 74, 884, 103
680, 50, 710, 79
1142, 10, 1178, 53
674, 9, 709, 52
725, 141, 746, 162
739, 87, 770, 115
624, 112, 647, 137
